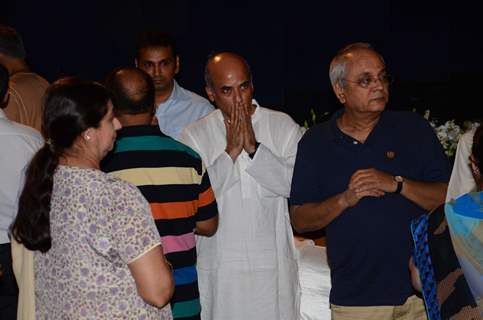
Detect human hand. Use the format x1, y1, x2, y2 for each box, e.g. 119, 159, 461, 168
348, 168, 397, 194
409, 256, 422, 292
241, 102, 257, 153
340, 186, 385, 208
225, 101, 244, 161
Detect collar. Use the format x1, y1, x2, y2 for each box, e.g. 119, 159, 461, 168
156, 80, 193, 115
169, 80, 180, 102
329, 108, 397, 148
0, 108, 7, 119
157, 80, 179, 109
116, 125, 167, 139
164, 80, 188, 103
251, 99, 261, 122
329, 108, 346, 143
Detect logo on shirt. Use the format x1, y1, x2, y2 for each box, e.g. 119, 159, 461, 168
385, 151, 396, 159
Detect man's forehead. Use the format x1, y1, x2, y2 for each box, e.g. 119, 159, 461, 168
210, 63, 250, 83
212, 73, 250, 88
346, 50, 385, 73
138, 46, 174, 60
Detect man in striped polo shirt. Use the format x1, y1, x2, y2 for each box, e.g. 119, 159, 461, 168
102, 67, 218, 320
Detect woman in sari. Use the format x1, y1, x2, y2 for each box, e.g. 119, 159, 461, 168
410, 125, 483, 320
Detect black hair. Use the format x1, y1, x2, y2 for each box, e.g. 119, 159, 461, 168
104, 66, 155, 116
135, 31, 178, 59
0, 25, 26, 59
472, 125, 483, 175
0, 63, 8, 100
10, 78, 110, 252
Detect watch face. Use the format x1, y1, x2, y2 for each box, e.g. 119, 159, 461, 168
395, 175, 403, 182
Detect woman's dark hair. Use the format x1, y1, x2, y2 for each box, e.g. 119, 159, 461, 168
472, 125, 483, 174
0, 63, 9, 101
11, 77, 110, 252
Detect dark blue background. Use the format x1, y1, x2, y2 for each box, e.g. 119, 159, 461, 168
2, 1, 480, 124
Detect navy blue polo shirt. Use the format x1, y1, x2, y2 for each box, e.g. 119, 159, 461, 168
290, 109, 450, 306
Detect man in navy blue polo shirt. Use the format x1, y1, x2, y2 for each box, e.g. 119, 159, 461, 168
290, 43, 450, 320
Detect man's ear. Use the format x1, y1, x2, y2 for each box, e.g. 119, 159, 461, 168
134, 58, 139, 68
175, 55, 180, 75
333, 81, 346, 104
205, 86, 215, 102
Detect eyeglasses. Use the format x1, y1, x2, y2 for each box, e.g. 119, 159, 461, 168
342, 73, 393, 88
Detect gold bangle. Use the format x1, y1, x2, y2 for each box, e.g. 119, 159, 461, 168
165, 259, 173, 272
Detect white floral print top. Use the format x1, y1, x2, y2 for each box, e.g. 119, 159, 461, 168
34, 166, 172, 319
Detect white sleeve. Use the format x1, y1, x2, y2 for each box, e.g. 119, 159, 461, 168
180, 128, 240, 197
446, 130, 476, 201
245, 124, 303, 198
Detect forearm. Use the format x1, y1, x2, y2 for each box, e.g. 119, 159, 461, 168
195, 216, 218, 237
290, 193, 349, 233
246, 143, 294, 197
401, 179, 447, 211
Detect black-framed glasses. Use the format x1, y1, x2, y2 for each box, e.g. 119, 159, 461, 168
342, 73, 394, 88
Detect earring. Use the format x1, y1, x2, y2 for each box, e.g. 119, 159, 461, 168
470, 160, 481, 179
85, 135, 91, 141
474, 167, 481, 176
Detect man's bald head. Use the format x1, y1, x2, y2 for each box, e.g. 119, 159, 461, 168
203, 52, 254, 117
204, 52, 252, 89
105, 66, 155, 116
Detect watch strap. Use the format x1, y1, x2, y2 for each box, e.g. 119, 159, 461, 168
394, 176, 403, 194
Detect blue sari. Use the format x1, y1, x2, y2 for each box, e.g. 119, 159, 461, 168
411, 192, 482, 319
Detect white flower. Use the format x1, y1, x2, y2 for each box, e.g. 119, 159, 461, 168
432, 120, 462, 157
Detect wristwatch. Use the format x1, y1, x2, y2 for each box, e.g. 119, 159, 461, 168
393, 175, 404, 194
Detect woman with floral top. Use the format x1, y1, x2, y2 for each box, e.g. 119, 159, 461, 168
11, 78, 174, 319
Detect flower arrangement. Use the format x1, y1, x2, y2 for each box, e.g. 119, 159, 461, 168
423, 110, 480, 158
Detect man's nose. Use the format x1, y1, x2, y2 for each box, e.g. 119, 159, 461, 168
153, 65, 161, 77
234, 89, 243, 103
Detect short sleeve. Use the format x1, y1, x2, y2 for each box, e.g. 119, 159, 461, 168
290, 129, 323, 205
111, 181, 161, 264
196, 163, 218, 222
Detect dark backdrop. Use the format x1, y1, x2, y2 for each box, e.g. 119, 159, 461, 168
2, 1, 481, 125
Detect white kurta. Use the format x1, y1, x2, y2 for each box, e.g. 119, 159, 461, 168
446, 128, 477, 202
181, 102, 303, 320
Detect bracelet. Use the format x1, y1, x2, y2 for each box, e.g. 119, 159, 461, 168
165, 259, 173, 272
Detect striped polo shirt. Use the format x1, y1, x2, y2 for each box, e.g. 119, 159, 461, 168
102, 125, 218, 320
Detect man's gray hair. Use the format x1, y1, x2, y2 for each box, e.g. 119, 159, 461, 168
329, 42, 383, 86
